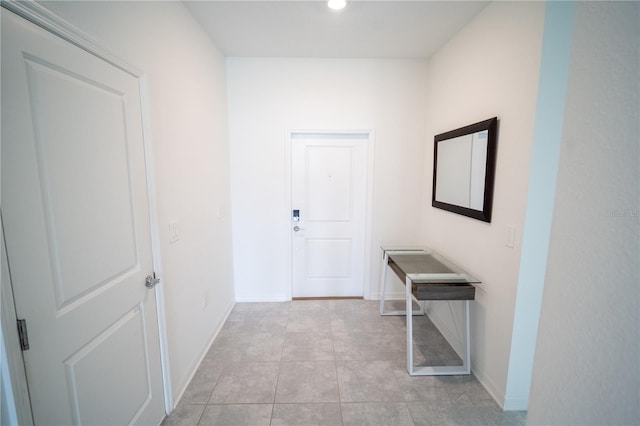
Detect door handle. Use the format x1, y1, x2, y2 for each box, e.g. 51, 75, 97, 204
145, 274, 160, 289
293, 226, 303, 232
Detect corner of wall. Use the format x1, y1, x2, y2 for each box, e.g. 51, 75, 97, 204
504, 0, 575, 410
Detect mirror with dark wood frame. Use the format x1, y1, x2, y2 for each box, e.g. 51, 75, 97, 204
432, 117, 498, 222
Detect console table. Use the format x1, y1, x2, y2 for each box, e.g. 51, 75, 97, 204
379, 247, 480, 376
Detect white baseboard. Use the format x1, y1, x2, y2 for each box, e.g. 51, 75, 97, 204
235, 295, 290, 303
502, 395, 529, 411
171, 300, 235, 410
471, 359, 529, 411
470, 362, 507, 409
370, 292, 405, 300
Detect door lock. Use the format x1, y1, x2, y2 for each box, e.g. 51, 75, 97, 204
293, 226, 303, 232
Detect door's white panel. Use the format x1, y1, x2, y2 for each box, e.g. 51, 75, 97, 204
65, 305, 150, 425
307, 146, 352, 222
25, 57, 138, 310
2, 10, 165, 425
305, 239, 351, 278
292, 136, 368, 298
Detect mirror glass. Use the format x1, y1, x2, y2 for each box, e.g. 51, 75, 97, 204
432, 117, 497, 222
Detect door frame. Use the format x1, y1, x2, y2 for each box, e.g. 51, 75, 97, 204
284, 130, 376, 301
0, 0, 173, 418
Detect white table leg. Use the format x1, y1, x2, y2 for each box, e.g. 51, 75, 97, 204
406, 275, 414, 374
379, 251, 389, 315
462, 300, 471, 374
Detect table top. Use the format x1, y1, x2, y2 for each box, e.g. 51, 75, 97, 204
383, 247, 481, 285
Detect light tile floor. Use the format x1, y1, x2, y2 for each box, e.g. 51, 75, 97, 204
162, 300, 527, 426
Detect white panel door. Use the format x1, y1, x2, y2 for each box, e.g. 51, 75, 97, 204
1, 11, 165, 425
292, 134, 368, 297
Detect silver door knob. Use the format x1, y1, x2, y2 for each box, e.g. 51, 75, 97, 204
293, 226, 303, 232
145, 274, 160, 289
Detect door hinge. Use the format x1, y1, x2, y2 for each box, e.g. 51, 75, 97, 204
17, 319, 29, 351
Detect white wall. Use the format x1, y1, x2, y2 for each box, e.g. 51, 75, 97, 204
420, 1, 545, 408
505, 1, 575, 411
227, 58, 428, 301
39, 1, 235, 403
528, 2, 640, 424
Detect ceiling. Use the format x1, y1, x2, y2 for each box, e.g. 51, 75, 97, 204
183, 1, 489, 59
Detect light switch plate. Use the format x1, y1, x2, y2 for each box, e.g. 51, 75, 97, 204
505, 225, 516, 248
169, 220, 181, 244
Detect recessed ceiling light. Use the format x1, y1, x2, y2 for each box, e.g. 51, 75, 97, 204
328, 0, 347, 11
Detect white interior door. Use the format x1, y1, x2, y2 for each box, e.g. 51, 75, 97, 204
291, 134, 368, 298
1, 10, 165, 425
